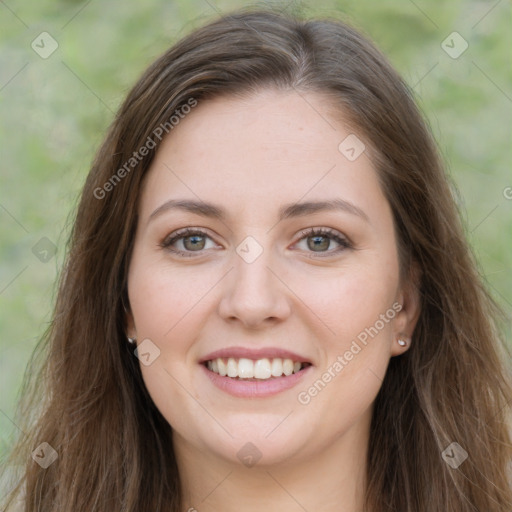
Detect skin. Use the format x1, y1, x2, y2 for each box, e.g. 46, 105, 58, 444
126, 88, 420, 512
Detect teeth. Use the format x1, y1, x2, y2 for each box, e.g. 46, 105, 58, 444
206, 357, 306, 379
271, 358, 283, 377
283, 359, 294, 376
238, 358, 254, 378
254, 358, 271, 379
218, 358, 227, 376
227, 358, 238, 378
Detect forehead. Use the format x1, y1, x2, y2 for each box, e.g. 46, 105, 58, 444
139, 89, 386, 223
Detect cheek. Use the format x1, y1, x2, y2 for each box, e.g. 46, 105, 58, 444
128, 262, 216, 435
299, 269, 397, 434
128, 256, 217, 343
138, 359, 206, 446
127, 258, 220, 399
324, 262, 399, 396
292, 255, 399, 345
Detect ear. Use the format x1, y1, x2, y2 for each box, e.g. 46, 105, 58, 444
123, 294, 137, 339
391, 262, 422, 356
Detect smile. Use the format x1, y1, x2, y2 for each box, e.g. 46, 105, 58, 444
200, 357, 313, 398
204, 357, 311, 380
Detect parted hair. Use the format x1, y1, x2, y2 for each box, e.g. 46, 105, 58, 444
2, 7, 511, 511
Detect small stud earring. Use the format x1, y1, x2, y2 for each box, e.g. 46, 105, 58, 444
397, 338, 408, 347
127, 336, 136, 344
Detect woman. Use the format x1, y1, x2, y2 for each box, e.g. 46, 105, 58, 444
2, 8, 511, 512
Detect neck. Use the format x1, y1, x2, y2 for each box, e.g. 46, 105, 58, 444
175, 409, 371, 512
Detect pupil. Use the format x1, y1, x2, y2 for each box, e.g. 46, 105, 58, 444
184, 235, 205, 251
308, 235, 329, 251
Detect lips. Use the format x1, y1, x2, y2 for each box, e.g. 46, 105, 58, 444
200, 362, 312, 398
198, 346, 313, 397
198, 346, 312, 365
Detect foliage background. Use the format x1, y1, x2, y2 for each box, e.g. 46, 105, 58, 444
0, 0, 511, 468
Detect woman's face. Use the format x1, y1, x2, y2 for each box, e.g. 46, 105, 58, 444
127, 89, 419, 468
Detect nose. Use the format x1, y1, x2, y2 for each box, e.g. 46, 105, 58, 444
217, 244, 292, 329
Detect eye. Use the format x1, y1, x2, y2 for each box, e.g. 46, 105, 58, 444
293, 227, 351, 256
160, 228, 218, 256
160, 226, 351, 258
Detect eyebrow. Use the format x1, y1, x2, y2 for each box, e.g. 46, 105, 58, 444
148, 198, 369, 224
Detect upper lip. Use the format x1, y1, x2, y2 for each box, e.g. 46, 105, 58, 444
199, 347, 312, 364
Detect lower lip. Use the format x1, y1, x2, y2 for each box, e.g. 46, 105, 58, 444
200, 363, 312, 398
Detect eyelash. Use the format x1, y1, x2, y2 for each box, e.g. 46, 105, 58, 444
160, 227, 352, 258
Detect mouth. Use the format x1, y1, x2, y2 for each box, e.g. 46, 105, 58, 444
199, 350, 314, 398
203, 357, 313, 380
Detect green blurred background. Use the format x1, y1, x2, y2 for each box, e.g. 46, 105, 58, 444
1, 0, 511, 465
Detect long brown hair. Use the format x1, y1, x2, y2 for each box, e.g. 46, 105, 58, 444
2, 7, 511, 511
